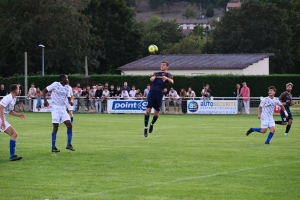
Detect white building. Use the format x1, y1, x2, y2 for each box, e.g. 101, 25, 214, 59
177, 19, 210, 35
117, 54, 274, 76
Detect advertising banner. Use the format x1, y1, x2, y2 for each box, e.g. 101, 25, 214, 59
107, 100, 153, 113
187, 100, 238, 114
290, 100, 300, 115
32, 99, 53, 112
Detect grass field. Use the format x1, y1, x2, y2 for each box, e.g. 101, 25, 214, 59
1, 113, 299, 200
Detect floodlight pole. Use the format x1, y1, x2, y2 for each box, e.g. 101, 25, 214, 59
39, 44, 45, 76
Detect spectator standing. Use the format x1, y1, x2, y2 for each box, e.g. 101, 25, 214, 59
129, 85, 137, 99
234, 84, 242, 114
121, 82, 130, 93
17, 83, 25, 111
186, 87, 196, 100
35, 87, 43, 111
102, 87, 110, 113
95, 85, 103, 114
169, 88, 180, 114
121, 88, 129, 99
115, 86, 121, 99
89, 86, 96, 112
201, 84, 211, 101
180, 88, 187, 114
80, 87, 89, 112
163, 88, 170, 113
109, 85, 116, 99
143, 84, 151, 98
240, 82, 250, 114
27, 83, 36, 111
0, 84, 7, 100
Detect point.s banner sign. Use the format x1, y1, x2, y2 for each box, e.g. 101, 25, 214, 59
187, 100, 238, 114
107, 100, 153, 113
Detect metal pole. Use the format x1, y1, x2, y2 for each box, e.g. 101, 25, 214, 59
24, 52, 28, 97
85, 56, 88, 76
42, 48, 44, 76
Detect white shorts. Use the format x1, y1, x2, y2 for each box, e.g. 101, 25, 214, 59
0, 118, 11, 132
261, 118, 275, 128
52, 105, 70, 124
67, 103, 74, 111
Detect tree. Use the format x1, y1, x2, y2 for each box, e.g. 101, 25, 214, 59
182, 4, 198, 19
209, 0, 293, 73
148, 0, 164, 10
206, 4, 214, 17
83, 0, 142, 74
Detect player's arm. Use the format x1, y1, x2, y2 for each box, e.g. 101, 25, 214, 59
150, 72, 157, 82
278, 92, 286, 105
257, 106, 262, 119
42, 88, 49, 106
0, 105, 6, 129
279, 101, 288, 117
9, 110, 25, 119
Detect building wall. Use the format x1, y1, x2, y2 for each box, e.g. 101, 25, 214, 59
243, 58, 269, 75
179, 23, 210, 30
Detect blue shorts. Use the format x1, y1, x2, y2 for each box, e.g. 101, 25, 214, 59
280, 111, 293, 122
147, 90, 163, 111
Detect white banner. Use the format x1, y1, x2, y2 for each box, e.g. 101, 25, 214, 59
107, 99, 153, 113
187, 100, 238, 114
32, 99, 53, 112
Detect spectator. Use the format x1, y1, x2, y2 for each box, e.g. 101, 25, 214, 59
163, 88, 170, 113
201, 84, 206, 98
104, 82, 109, 89
234, 84, 242, 114
102, 87, 110, 113
143, 84, 151, 98
169, 88, 180, 114
129, 85, 137, 99
35, 87, 43, 111
180, 88, 187, 114
89, 85, 96, 112
135, 89, 143, 100
0, 84, 7, 100
186, 87, 196, 100
95, 85, 103, 114
115, 86, 121, 99
121, 88, 129, 99
121, 82, 130, 93
109, 85, 116, 99
240, 82, 250, 114
73, 83, 81, 92
27, 83, 36, 111
201, 84, 211, 101
80, 87, 89, 112
17, 83, 25, 111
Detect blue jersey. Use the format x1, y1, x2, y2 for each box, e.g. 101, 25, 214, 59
151, 72, 173, 92
279, 91, 293, 112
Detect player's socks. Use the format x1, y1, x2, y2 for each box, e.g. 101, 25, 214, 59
71, 117, 74, 123
144, 115, 150, 127
252, 128, 261, 132
149, 116, 158, 133
275, 121, 283, 125
52, 132, 57, 149
286, 125, 291, 133
67, 130, 72, 146
265, 132, 274, 144
10, 139, 16, 158
151, 116, 158, 125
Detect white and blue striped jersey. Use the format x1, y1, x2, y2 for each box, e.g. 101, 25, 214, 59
259, 97, 281, 119
0, 94, 16, 119
46, 82, 70, 107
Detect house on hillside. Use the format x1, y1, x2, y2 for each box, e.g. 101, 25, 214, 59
177, 19, 210, 35
226, 2, 241, 11
117, 54, 274, 76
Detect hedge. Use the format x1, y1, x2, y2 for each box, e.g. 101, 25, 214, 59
0, 74, 299, 97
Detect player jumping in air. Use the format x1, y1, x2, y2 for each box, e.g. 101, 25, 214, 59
43, 75, 75, 152
275, 82, 294, 136
0, 84, 26, 161
246, 86, 288, 144
144, 61, 174, 137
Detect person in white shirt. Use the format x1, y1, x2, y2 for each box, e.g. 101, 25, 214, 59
143, 84, 151, 98
129, 85, 137, 99
27, 83, 37, 111
246, 86, 288, 144
169, 88, 180, 114
0, 84, 26, 161
43, 74, 75, 153
186, 87, 196, 100
66, 82, 74, 124
121, 88, 129, 99
102, 87, 110, 113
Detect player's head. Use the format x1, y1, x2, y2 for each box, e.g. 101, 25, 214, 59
161, 61, 169, 71
10, 84, 19, 94
59, 74, 68, 85
268, 86, 276, 96
286, 82, 293, 92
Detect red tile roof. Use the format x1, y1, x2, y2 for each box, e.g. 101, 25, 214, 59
177, 19, 209, 24
227, 2, 241, 8
117, 54, 274, 70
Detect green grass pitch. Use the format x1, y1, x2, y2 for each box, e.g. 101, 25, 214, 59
0, 113, 299, 200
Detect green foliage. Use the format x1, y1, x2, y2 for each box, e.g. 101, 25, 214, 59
2, 74, 299, 97
206, 4, 214, 17
208, 0, 293, 74
182, 4, 198, 19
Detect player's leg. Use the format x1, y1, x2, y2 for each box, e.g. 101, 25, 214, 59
67, 104, 74, 124
3, 124, 22, 161
149, 92, 163, 134
275, 111, 287, 125
246, 118, 268, 136
265, 123, 276, 144
62, 110, 75, 151
144, 91, 154, 137
285, 114, 293, 136
51, 106, 61, 152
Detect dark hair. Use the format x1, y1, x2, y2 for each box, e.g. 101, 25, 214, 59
10, 84, 18, 92
268, 86, 276, 92
286, 82, 293, 87
31, 83, 35, 85
59, 74, 66, 81
162, 60, 169, 66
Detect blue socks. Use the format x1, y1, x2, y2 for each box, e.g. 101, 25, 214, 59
52, 132, 57, 148
252, 128, 261, 132
265, 132, 274, 143
144, 115, 149, 127
10, 139, 16, 158
67, 130, 72, 145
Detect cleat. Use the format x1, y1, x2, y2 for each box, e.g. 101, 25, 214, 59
66, 145, 75, 151
265, 142, 270, 144
246, 128, 253, 136
284, 133, 289, 136
10, 155, 23, 161
149, 124, 154, 133
52, 147, 60, 153
144, 128, 148, 137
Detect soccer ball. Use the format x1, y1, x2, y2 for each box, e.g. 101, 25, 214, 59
148, 44, 158, 54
